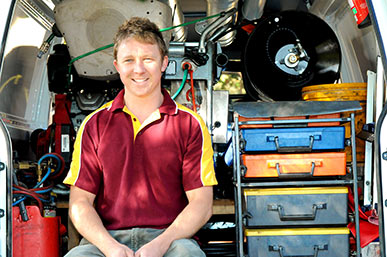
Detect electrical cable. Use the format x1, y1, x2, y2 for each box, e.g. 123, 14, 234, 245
159, 12, 222, 33
186, 69, 197, 112
12, 153, 64, 211
172, 68, 189, 100
12, 181, 54, 206
36, 153, 64, 186
48, 152, 66, 179
13, 190, 44, 214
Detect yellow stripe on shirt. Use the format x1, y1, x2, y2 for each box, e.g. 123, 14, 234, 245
63, 101, 112, 185
177, 103, 217, 186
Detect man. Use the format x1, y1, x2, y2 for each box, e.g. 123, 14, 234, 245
64, 17, 217, 257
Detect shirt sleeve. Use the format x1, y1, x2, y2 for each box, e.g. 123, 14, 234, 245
63, 114, 102, 195
181, 114, 218, 191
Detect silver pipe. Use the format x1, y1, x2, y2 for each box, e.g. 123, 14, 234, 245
199, 8, 236, 54
19, 0, 55, 31
168, 42, 185, 57
241, 0, 267, 21
206, 0, 238, 47
208, 22, 230, 43
159, 0, 186, 42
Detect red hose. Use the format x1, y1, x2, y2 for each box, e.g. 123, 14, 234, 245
13, 190, 44, 214
185, 69, 197, 112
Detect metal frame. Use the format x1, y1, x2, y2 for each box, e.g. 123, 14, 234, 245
233, 114, 361, 257
0, 118, 13, 257
376, 103, 387, 257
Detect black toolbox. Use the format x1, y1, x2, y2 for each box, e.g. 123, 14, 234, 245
246, 227, 350, 257
244, 187, 348, 226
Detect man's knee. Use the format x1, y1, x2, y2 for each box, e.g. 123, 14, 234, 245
165, 239, 205, 257
64, 240, 104, 257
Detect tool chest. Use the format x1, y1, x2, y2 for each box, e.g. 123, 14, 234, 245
238, 113, 341, 128
245, 227, 350, 257
231, 101, 362, 257
241, 126, 345, 152
244, 187, 348, 226
242, 152, 347, 178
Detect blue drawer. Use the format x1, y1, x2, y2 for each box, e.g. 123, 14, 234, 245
241, 126, 345, 152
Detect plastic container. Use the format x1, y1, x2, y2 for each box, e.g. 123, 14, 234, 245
238, 113, 340, 128
241, 126, 345, 152
302, 83, 367, 162
242, 152, 347, 178
13, 205, 61, 257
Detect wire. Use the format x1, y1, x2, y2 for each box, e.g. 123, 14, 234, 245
12, 153, 63, 210
187, 69, 197, 112
13, 191, 44, 214
159, 12, 222, 33
172, 69, 189, 100
36, 153, 65, 186
48, 153, 66, 179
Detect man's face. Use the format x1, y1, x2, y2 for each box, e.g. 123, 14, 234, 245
113, 37, 168, 99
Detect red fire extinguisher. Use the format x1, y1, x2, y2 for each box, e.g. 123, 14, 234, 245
348, 0, 371, 28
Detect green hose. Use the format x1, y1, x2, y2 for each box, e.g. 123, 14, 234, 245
171, 69, 188, 100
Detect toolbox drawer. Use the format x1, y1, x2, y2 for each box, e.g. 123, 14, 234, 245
246, 227, 350, 257
244, 187, 348, 226
242, 152, 346, 178
239, 113, 341, 128
241, 126, 345, 152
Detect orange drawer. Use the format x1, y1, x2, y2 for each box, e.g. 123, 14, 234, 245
238, 114, 340, 128
242, 152, 346, 178
239, 116, 272, 128
308, 113, 340, 127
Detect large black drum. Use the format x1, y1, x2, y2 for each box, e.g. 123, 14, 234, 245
243, 10, 341, 101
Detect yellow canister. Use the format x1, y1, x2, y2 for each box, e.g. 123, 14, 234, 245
302, 83, 367, 162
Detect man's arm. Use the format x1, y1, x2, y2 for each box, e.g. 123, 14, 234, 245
135, 186, 213, 257
68, 186, 135, 257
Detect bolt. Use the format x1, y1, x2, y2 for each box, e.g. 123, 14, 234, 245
0, 162, 4, 170
382, 152, 387, 160
366, 181, 370, 186
0, 209, 4, 218
288, 54, 298, 63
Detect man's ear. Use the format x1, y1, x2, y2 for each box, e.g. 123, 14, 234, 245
113, 59, 119, 73
161, 56, 168, 72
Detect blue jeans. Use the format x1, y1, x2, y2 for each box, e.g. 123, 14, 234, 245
64, 228, 205, 257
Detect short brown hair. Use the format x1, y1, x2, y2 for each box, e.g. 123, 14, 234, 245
113, 17, 168, 60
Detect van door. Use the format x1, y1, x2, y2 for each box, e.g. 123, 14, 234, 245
0, 118, 13, 257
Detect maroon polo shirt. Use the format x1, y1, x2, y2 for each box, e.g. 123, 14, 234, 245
64, 89, 217, 230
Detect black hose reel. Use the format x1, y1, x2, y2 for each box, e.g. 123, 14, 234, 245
243, 10, 341, 101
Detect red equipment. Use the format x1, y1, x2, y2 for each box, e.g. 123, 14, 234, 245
348, 0, 371, 28
13, 206, 63, 257
35, 94, 74, 164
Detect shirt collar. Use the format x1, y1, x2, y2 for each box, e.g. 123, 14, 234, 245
109, 88, 178, 115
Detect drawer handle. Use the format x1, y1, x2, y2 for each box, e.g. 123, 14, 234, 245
273, 135, 315, 153
267, 203, 327, 221
275, 161, 316, 178
269, 244, 328, 257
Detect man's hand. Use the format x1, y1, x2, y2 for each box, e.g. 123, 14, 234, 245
106, 243, 135, 257
135, 186, 213, 257
134, 238, 169, 257
69, 186, 135, 257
